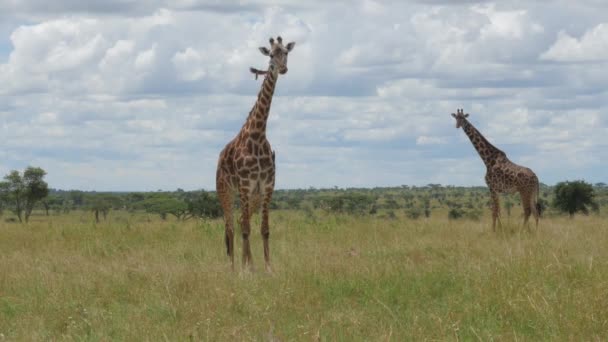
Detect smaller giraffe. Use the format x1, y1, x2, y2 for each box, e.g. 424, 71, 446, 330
452, 109, 540, 231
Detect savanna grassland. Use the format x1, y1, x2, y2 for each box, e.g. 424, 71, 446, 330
1, 203, 607, 341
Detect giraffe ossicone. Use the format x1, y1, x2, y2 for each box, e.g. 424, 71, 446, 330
216, 36, 295, 272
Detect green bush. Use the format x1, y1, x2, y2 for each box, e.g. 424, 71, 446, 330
553, 180, 597, 217
448, 208, 464, 220
464, 209, 482, 221
322, 194, 374, 215
406, 208, 422, 220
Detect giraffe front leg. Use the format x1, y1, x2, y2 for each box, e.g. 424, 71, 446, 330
261, 186, 274, 273
223, 201, 235, 270
490, 191, 501, 232
239, 187, 254, 270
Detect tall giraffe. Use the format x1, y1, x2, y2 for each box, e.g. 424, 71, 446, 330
451, 109, 540, 231
216, 36, 295, 271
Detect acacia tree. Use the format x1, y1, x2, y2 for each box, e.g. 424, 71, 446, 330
23, 167, 50, 222
138, 191, 222, 221
85, 194, 123, 222
183, 191, 222, 219
41, 195, 63, 216
141, 194, 189, 220
553, 180, 597, 217
0, 171, 25, 221
0, 167, 49, 222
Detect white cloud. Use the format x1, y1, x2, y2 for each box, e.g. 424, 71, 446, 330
132, 8, 174, 31
360, 0, 385, 16
416, 136, 446, 145
134, 44, 157, 71
32, 111, 58, 124
8, 18, 106, 73
541, 23, 608, 62
99, 40, 135, 69
172, 47, 206, 81
473, 4, 542, 40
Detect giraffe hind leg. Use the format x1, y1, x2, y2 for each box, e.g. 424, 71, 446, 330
521, 191, 533, 232
217, 176, 235, 270
531, 192, 540, 230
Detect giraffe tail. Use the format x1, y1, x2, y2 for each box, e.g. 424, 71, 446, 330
225, 231, 230, 256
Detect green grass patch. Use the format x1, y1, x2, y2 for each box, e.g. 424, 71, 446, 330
0, 211, 607, 340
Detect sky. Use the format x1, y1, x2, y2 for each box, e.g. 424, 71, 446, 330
0, 0, 607, 191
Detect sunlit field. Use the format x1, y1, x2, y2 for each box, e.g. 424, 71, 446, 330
1, 208, 607, 341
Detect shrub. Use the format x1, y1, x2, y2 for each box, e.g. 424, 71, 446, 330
553, 180, 597, 217
323, 194, 374, 215
448, 208, 464, 220
406, 208, 421, 220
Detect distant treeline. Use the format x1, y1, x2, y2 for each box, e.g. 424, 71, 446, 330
33, 182, 607, 220
1, 165, 605, 223
39, 189, 223, 222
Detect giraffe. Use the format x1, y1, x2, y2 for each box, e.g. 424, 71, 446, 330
216, 36, 295, 271
451, 109, 540, 231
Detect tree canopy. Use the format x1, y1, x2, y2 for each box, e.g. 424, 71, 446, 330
0, 167, 49, 222
553, 180, 597, 217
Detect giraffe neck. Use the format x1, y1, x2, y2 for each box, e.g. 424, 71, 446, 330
461, 119, 505, 167
243, 66, 279, 139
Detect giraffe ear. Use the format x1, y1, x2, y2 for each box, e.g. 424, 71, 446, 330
464, 114, 469, 118
451, 113, 457, 118
259, 47, 270, 56
285, 42, 295, 52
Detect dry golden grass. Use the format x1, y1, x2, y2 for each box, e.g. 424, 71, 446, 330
1, 210, 607, 340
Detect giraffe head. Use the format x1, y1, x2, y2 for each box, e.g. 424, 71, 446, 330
451, 108, 469, 129
258, 36, 295, 75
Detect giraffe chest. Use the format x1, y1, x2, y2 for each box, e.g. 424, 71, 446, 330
235, 155, 275, 180
224, 139, 275, 188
